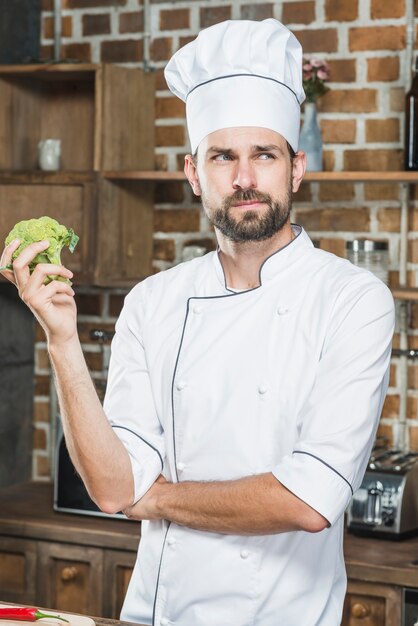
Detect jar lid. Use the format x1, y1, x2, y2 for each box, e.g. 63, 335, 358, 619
346, 239, 388, 252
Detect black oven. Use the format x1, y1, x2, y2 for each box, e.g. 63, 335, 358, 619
53, 415, 126, 520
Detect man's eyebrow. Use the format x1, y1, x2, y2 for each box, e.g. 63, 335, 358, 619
253, 144, 284, 154
206, 146, 235, 155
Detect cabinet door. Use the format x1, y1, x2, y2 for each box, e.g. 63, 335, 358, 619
342, 580, 402, 626
0, 536, 37, 604
103, 549, 136, 619
0, 177, 96, 285
37, 542, 103, 616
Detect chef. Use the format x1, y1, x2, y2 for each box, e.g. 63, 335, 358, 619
0, 18, 394, 626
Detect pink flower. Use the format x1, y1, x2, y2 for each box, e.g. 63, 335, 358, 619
317, 69, 329, 80
303, 62, 313, 71
310, 58, 323, 68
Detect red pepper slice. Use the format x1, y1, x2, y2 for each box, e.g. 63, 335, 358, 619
0, 608, 69, 622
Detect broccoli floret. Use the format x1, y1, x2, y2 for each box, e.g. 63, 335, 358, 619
2, 216, 79, 284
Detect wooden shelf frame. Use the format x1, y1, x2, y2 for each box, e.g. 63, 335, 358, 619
102, 170, 418, 183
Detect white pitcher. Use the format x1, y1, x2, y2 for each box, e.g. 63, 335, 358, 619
38, 139, 61, 171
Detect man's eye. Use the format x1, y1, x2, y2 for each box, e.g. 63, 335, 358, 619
213, 154, 232, 161
257, 153, 275, 160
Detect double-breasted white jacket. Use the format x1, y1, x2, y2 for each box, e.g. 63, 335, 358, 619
103, 225, 395, 626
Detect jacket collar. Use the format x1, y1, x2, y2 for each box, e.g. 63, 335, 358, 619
213, 224, 314, 291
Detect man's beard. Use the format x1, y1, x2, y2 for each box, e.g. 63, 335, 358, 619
202, 184, 293, 243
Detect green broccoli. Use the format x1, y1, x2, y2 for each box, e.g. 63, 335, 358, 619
1, 216, 79, 284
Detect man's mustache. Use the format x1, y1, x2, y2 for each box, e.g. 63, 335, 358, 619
223, 189, 273, 209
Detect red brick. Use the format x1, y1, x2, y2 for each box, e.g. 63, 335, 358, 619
82, 13, 111, 36
42, 0, 53, 9
36, 347, 50, 371
160, 8, 190, 30
327, 59, 356, 82
367, 56, 400, 82
155, 68, 168, 91
344, 149, 403, 171
84, 351, 104, 372
74, 293, 103, 316
371, 0, 405, 18
179, 36, 195, 48
151, 37, 172, 62
325, 0, 358, 21
294, 28, 338, 52
63, 42, 91, 62
365, 119, 400, 143
377, 207, 400, 231
381, 394, 399, 418
119, 11, 144, 33
155, 153, 168, 171
240, 3, 274, 20
200, 6, 232, 28
40, 45, 54, 60
183, 237, 216, 253
320, 119, 356, 143
35, 375, 50, 396
101, 39, 142, 63
156, 125, 185, 147
390, 87, 405, 112
349, 26, 406, 51
323, 150, 335, 171
34, 401, 50, 424
156, 97, 185, 119
154, 209, 200, 233
63, 0, 126, 7
364, 184, 400, 201
317, 238, 346, 257
155, 182, 185, 204
293, 208, 370, 231
109, 294, 126, 318
35, 455, 51, 478
282, 1, 315, 24
318, 183, 355, 201
293, 182, 312, 202
318, 89, 377, 113
153, 238, 176, 262
43, 16, 72, 39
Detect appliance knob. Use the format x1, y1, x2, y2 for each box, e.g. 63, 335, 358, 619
351, 602, 370, 618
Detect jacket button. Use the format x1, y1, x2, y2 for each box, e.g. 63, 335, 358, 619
167, 536, 176, 546
193, 304, 203, 314
277, 306, 289, 315
258, 385, 268, 394
240, 549, 250, 559
177, 461, 186, 471
176, 380, 187, 391
160, 618, 169, 626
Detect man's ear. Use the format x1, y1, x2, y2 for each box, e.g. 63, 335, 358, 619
291, 151, 306, 193
184, 154, 202, 196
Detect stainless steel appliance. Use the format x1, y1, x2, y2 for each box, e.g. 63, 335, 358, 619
347, 449, 418, 538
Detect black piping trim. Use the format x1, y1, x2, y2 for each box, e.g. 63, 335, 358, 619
187, 73, 299, 103
151, 522, 171, 626
111, 425, 164, 472
171, 225, 303, 480
293, 450, 354, 496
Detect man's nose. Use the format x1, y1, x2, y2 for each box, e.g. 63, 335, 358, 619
232, 160, 257, 190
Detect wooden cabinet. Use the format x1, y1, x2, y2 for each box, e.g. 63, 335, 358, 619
342, 581, 402, 626
0, 63, 155, 287
0, 483, 139, 619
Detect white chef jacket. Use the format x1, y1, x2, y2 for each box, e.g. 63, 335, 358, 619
103, 225, 395, 626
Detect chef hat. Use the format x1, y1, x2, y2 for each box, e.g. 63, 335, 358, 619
164, 18, 305, 153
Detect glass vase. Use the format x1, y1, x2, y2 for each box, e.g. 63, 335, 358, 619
299, 101, 323, 171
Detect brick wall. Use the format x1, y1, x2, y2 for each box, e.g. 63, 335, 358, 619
32, 0, 418, 479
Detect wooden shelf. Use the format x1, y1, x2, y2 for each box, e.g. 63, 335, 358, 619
391, 287, 418, 301
0, 170, 96, 184
102, 170, 418, 183
0, 63, 99, 80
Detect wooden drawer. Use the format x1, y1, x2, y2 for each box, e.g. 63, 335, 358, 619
103, 549, 136, 619
0, 536, 37, 604
342, 580, 402, 626
36, 541, 103, 615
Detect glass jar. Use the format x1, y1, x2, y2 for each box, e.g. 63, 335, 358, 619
346, 240, 389, 285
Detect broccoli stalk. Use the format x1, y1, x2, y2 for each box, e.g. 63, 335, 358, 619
1, 216, 79, 284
